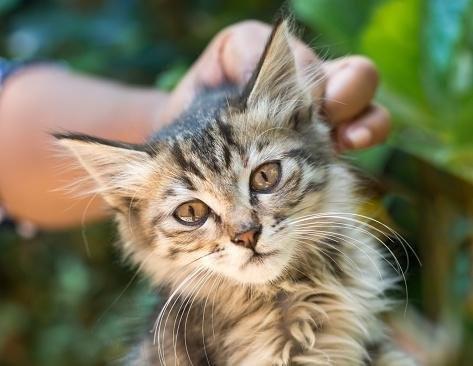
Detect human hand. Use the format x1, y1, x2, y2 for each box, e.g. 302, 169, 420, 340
161, 20, 390, 151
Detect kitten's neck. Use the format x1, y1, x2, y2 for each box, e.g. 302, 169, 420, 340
183, 251, 323, 318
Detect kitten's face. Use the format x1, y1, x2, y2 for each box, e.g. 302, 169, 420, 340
139, 115, 332, 284
57, 21, 351, 287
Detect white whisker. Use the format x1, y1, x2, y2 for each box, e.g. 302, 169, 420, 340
154, 266, 204, 364
183, 271, 213, 365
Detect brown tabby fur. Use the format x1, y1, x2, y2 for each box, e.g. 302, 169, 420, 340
57, 20, 415, 365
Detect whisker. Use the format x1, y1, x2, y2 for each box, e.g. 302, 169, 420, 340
166, 269, 209, 365
288, 211, 420, 268
80, 191, 100, 257
201, 275, 220, 366
171, 275, 201, 359
94, 251, 154, 327
172, 269, 210, 365
291, 235, 366, 277
153, 266, 204, 364
289, 217, 410, 313
288, 213, 411, 276
126, 185, 142, 241
292, 237, 357, 276
183, 271, 213, 365
211, 277, 223, 341
293, 218, 408, 282
292, 222, 397, 275
292, 230, 383, 279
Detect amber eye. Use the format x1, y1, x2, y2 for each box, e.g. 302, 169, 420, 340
174, 200, 210, 226
250, 161, 281, 193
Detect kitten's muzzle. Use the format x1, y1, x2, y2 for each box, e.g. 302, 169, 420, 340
231, 224, 262, 250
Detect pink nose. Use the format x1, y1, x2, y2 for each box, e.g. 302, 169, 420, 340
231, 225, 262, 250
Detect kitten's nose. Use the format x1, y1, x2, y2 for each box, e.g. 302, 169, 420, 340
231, 224, 262, 250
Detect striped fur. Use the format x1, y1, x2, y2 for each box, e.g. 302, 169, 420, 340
57, 20, 415, 365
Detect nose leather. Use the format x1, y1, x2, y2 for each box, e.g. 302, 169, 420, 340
231, 224, 262, 250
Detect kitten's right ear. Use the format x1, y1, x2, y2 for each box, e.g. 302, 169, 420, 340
239, 19, 323, 127
240, 19, 297, 108
54, 133, 152, 208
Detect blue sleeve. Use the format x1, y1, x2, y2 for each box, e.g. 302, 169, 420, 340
0, 58, 26, 86
0, 58, 40, 237
0, 58, 59, 89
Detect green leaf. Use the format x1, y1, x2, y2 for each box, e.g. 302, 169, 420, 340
450, 48, 473, 98
292, 0, 381, 54
360, 0, 424, 102
348, 144, 392, 175
424, 0, 472, 78
422, 0, 473, 112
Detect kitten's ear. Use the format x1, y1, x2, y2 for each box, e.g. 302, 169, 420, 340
54, 133, 152, 209
240, 19, 315, 123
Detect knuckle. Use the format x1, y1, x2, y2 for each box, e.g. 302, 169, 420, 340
373, 105, 391, 140
350, 56, 379, 86
224, 19, 269, 35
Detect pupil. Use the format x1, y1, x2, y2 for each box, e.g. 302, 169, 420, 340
188, 205, 196, 221
260, 171, 268, 183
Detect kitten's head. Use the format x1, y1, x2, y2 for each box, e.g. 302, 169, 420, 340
57, 20, 355, 287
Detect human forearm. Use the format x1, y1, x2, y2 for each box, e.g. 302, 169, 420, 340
0, 21, 390, 231
0, 67, 168, 229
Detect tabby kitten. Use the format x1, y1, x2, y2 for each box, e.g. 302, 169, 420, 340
56, 20, 415, 365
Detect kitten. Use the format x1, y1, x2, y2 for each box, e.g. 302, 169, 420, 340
56, 20, 415, 365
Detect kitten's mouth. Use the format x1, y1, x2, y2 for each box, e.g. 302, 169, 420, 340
243, 250, 279, 267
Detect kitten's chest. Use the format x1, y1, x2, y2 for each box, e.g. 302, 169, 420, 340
205, 287, 333, 364
158, 279, 375, 365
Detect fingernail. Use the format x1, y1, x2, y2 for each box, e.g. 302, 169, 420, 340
345, 126, 372, 149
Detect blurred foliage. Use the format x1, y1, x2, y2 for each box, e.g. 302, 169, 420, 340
0, 0, 472, 365
0, 222, 158, 366
295, 0, 473, 182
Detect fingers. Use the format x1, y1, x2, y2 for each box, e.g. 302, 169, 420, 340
162, 20, 322, 123
160, 32, 228, 122
221, 21, 321, 81
323, 55, 387, 150
162, 20, 389, 151
336, 104, 391, 150
220, 21, 271, 84
171, 22, 378, 125
323, 56, 378, 124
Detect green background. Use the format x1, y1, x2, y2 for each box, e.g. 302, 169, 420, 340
0, 0, 472, 365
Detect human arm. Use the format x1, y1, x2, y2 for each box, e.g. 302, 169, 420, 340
0, 67, 168, 228
0, 21, 390, 230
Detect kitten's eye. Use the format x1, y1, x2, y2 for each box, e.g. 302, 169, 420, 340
250, 161, 281, 193
174, 200, 210, 226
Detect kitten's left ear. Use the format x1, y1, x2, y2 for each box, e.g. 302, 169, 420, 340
240, 19, 318, 125
54, 133, 152, 208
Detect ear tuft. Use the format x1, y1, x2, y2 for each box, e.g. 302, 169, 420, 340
55, 132, 152, 207
239, 19, 324, 126
240, 19, 296, 109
